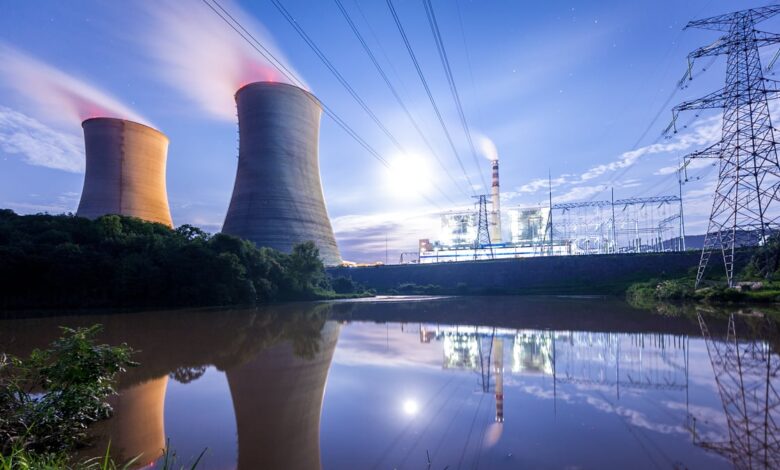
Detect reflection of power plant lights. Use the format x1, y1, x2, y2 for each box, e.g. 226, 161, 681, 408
402, 399, 419, 416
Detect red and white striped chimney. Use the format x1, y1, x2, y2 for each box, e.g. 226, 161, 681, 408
491, 159, 502, 243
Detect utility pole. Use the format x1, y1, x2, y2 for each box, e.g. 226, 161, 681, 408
672, 6, 780, 287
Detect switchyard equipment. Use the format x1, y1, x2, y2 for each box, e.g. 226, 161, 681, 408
222, 82, 342, 266
671, 6, 780, 287
419, 194, 684, 263
76, 118, 173, 227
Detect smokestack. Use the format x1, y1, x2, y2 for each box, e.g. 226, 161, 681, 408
222, 82, 341, 266
76, 118, 173, 227
491, 159, 502, 243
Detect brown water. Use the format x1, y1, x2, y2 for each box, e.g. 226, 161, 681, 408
1, 296, 778, 469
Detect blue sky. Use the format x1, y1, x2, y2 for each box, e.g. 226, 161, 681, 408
1, 0, 776, 262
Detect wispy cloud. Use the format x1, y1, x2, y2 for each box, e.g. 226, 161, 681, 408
579, 116, 720, 182
0, 43, 149, 126
332, 210, 439, 262
139, 1, 304, 121
0, 106, 84, 173
554, 184, 609, 203
517, 175, 569, 194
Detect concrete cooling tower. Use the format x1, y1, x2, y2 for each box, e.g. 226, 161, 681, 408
221, 82, 341, 266
76, 118, 173, 227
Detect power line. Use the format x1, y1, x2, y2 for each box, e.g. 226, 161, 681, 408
270, 0, 408, 155
333, 0, 470, 200
422, 0, 489, 191
202, 0, 448, 209
386, 0, 478, 195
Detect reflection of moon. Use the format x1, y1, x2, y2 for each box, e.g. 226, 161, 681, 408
226, 321, 341, 470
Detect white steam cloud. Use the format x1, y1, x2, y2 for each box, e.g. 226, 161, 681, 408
141, 1, 305, 121
0, 43, 150, 126
476, 134, 499, 161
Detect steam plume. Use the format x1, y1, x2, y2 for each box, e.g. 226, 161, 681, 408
476, 134, 499, 161
141, 1, 305, 121
0, 43, 150, 126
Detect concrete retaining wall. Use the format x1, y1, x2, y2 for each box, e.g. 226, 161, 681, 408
328, 252, 706, 295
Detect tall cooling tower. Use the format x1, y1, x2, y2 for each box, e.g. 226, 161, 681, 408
76, 118, 173, 227
222, 82, 341, 266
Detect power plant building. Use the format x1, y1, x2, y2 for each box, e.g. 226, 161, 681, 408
76, 118, 173, 227
222, 82, 341, 266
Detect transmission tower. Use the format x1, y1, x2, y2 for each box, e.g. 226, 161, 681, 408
672, 6, 780, 287
474, 195, 494, 260
695, 313, 780, 469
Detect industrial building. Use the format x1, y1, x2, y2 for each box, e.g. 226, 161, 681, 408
222, 82, 342, 266
76, 117, 173, 227
418, 154, 685, 263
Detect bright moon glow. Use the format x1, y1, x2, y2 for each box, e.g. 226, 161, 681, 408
402, 399, 419, 416
385, 154, 433, 200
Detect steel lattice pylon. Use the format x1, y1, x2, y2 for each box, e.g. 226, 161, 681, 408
696, 313, 780, 469
672, 6, 780, 287
473, 195, 494, 260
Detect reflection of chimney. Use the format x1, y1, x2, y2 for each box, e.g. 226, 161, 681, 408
226, 321, 341, 470
493, 337, 504, 422
491, 159, 502, 243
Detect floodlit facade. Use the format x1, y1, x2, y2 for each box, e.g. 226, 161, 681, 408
76, 118, 173, 227
222, 82, 341, 266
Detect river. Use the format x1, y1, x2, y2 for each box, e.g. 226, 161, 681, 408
1, 295, 778, 469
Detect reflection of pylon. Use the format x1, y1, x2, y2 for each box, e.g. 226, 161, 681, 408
474, 195, 494, 260
696, 313, 780, 469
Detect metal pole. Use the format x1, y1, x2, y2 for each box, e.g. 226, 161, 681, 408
549, 170, 553, 255
678, 168, 687, 251
611, 187, 617, 253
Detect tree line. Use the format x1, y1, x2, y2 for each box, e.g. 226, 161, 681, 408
0, 210, 341, 309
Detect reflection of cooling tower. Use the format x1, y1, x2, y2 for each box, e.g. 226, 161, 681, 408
86, 376, 168, 465
76, 118, 173, 227
225, 321, 340, 470
222, 82, 341, 266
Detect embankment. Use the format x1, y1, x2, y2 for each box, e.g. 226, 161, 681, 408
328, 251, 703, 295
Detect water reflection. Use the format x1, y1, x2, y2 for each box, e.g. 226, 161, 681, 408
0, 297, 778, 469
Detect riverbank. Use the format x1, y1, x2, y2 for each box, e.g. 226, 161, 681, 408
0, 211, 371, 310
328, 251, 709, 296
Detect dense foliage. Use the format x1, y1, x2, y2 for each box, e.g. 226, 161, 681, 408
0, 325, 134, 455
0, 210, 333, 309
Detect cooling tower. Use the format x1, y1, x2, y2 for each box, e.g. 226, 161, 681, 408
76, 118, 173, 227
222, 82, 341, 266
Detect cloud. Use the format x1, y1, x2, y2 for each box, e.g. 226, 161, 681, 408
140, 0, 305, 121
579, 117, 720, 182
517, 175, 569, 194
0, 43, 149, 126
0, 106, 84, 173
332, 210, 440, 263
553, 184, 609, 203
655, 156, 713, 176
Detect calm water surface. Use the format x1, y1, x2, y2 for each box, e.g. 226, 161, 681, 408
2, 296, 778, 469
